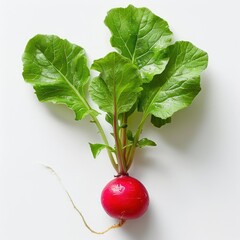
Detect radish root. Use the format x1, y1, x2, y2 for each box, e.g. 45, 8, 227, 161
42, 164, 125, 234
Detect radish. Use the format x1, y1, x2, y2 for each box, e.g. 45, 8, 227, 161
101, 175, 149, 220
22, 4, 208, 233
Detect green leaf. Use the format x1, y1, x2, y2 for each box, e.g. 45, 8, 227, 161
125, 101, 138, 118
89, 143, 114, 159
151, 115, 171, 128
90, 52, 142, 115
105, 4, 173, 82
127, 130, 134, 141
138, 138, 157, 148
22, 34, 96, 120
139, 41, 208, 119
105, 113, 114, 126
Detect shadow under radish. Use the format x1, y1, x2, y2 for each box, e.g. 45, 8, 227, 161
122, 206, 153, 240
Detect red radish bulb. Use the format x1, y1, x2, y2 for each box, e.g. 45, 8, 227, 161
101, 175, 149, 220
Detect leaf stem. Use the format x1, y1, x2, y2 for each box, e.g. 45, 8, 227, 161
113, 109, 127, 175
91, 113, 118, 172
126, 114, 148, 170
121, 113, 127, 161
44, 58, 118, 171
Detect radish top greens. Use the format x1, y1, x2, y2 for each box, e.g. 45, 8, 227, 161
22, 5, 208, 175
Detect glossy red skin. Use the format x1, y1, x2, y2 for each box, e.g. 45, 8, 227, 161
101, 175, 149, 220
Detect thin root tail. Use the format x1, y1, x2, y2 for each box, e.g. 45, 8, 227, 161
41, 164, 126, 234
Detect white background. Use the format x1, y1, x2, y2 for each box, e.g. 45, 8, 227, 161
1, 0, 240, 239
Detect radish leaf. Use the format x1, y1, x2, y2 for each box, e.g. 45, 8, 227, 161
89, 143, 115, 159
105, 113, 114, 126
138, 138, 157, 148
90, 52, 142, 115
22, 34, 96, 120
151, 116, 171, 128
127, 130, 134, 141
105, 5, 172, 82
139, 41, 208, 120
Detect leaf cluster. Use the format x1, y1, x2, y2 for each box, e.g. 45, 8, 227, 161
22, 5, 208, 174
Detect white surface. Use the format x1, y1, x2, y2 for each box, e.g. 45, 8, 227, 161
1, 0, 240, 239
